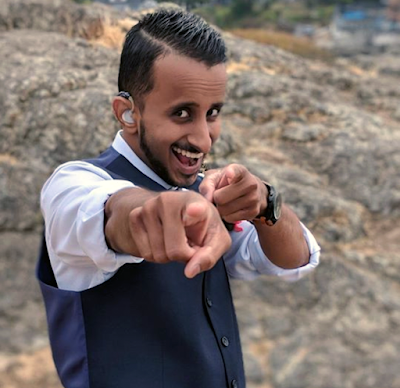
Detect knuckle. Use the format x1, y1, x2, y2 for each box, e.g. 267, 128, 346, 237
129, 208, 140, 223
142, 251, 154, 263
153, 251, 168, 264
153, 250, 165, 263
218, 207, 228, 217
224, 215, 234, 223
158, 192, 173, 206
251, 197, 260, 210
200, 257, 214, 272
249, 181, 258, 191
167, 247, 189, 262
251, 208, 259, 219
213, 192, 222, 205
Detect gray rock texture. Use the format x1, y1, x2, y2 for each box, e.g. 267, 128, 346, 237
1, 1, 399, 388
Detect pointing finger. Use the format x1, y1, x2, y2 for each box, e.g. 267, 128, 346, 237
184, 217, 232, 278
199, 170, 223, 202
182, 201, 209, 227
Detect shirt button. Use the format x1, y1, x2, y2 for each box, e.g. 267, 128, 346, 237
221, 336, 230, 347
231, 379, 238, 388
206, 297, 213, 307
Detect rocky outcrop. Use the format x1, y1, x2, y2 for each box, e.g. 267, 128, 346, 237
1, 1, 399, 388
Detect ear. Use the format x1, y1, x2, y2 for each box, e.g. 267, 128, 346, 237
112, 96, 140, 134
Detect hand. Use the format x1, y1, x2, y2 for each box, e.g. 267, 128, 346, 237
199, 164, 267, 223
128, 191, 232, 278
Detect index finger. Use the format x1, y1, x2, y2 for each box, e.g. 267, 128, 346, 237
184, 226, 231, 278
162, 203, 196, 262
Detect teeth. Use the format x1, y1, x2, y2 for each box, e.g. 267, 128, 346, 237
172, 146, 203, 159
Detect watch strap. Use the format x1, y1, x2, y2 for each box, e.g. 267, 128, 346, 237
254, 182, 280, 226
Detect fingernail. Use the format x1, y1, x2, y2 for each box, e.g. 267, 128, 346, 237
189, 265, 201, 278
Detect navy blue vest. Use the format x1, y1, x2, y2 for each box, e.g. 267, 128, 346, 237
37, 146, 246, 388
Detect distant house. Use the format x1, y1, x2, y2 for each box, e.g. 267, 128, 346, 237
330, 1, 400, 53
333, 2, 400, 33
93, 0, 153, 11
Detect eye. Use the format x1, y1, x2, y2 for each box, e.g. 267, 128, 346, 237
207, 108, 220, 118
175, 109, 190, 118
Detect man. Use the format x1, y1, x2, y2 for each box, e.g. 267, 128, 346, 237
37, 9, 320, 388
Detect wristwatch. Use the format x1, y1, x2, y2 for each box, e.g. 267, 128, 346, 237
254, 183, 282, 226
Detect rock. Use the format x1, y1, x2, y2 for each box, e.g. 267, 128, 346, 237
0, 233, 46, 353
282, 123, 327, 142
0, 0, 131, 37
243, 351, 266, 384
394, 106, 400, 121
1, 1, 400, 388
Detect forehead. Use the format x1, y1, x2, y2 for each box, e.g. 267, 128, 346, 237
145, 53, 227, 107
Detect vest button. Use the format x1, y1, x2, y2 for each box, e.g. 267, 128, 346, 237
206, 297, 213, 307
231, 379, 238, 388
221, 336, 230, 347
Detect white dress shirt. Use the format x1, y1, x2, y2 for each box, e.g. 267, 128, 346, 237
41, 131, 321, 291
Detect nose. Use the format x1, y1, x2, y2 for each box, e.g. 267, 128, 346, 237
187, 118, 213, 154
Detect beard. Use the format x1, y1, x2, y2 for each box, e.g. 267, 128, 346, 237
139, 120, 198, 187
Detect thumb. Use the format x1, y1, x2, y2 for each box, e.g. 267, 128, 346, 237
224, 164, 245, 186
199, 171, 222, 202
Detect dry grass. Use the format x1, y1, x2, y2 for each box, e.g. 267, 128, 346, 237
89, 18, 138, 51
230, 28, 334, 62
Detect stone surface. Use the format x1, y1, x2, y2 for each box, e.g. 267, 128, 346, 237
1, 1, 400, 388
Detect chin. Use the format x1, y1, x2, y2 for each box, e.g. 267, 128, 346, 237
174, 173, 198, 188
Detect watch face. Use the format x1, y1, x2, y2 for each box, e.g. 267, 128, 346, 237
274, 193, 283, 220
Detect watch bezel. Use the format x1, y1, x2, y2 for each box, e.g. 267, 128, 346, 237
254, 183, 282, 225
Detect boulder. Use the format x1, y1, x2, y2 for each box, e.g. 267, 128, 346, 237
1, 2, 400, 388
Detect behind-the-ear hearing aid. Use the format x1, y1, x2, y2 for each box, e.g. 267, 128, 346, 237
117, 91, 135, 124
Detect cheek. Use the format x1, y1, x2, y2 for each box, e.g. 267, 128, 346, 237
210, 122, 222, 143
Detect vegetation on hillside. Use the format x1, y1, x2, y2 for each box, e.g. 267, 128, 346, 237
230, 28, 334, 61
196, 0, 382, 29
195, 1, 335, 29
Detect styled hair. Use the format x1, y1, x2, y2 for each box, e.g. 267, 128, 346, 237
118, 9, 227, 110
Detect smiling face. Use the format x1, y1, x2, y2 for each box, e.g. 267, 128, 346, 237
122, 53, 227, 187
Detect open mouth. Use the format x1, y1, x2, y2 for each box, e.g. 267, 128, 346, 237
172, 146, 203, 168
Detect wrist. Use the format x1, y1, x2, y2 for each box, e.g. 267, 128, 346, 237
256, 180, 268, 218
253, 182, 282, 226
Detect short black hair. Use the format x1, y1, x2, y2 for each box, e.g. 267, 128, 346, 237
118, 9, 227, 110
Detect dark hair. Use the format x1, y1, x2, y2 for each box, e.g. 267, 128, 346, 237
118, 9, 227, 110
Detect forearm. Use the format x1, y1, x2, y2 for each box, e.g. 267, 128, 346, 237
253, 204, 310, 269
104, 187, 158, 255
105, 187, 231, 277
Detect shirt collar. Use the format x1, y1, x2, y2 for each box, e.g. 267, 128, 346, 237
111, 130, 179, 190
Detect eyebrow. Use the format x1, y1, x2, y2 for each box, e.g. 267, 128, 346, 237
169, 101, 224, 112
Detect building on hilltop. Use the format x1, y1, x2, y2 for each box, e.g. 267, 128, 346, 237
330, 1, 400, 54
93, 0, 156, 11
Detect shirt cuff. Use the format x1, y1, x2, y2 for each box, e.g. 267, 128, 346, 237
250, 222, 321, 282
76, 180, 144, 273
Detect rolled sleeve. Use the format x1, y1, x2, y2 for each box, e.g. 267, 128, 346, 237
224, 221, 320, 281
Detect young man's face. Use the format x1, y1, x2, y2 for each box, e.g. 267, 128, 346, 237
126, 53, 227, 187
